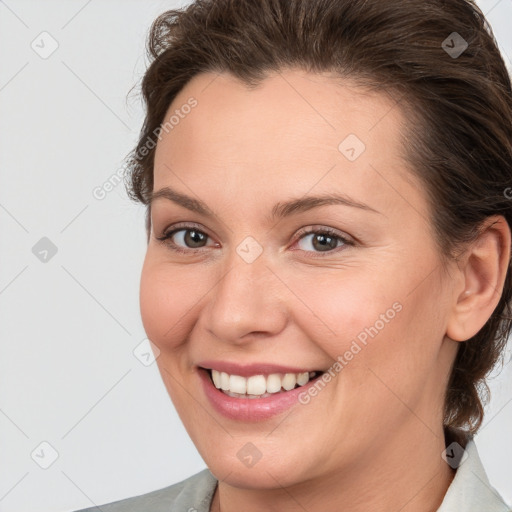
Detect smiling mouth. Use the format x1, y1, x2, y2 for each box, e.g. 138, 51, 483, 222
205, 368, 324, 398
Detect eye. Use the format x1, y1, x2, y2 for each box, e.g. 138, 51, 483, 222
294, 227, 353, 254
156, 223, 353, 256
155, 223, 217, 253
172, 228, 208, 248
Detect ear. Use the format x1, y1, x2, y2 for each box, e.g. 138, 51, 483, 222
446, 215, 511, 342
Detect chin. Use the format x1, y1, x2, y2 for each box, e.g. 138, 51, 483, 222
208, 457, 305, 490
191, 433, 315, 490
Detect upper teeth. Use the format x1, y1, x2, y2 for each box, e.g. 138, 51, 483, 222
211, 370, 312, 395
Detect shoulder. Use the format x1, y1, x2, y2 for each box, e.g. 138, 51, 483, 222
72, 468, 217, 512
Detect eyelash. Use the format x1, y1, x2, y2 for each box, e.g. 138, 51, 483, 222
155, 223, 354, 257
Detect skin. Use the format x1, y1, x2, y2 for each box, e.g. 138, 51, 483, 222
139, 70, 511, 512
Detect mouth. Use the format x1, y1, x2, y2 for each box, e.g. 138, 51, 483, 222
197, 364, 327, 421
204, 368, 324, 399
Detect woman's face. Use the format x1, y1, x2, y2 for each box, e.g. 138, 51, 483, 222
140, 70, 460, 489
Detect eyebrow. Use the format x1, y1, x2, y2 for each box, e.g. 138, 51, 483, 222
149, 186, 380, 220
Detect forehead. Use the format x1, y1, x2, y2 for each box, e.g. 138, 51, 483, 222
152, 69, 423, 223
156, 70, 405, 166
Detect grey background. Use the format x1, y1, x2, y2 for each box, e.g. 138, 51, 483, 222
0, 1, 511, 511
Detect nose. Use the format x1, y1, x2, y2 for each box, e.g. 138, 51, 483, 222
202, 251, 288, 345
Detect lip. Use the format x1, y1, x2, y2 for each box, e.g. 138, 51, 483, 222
198, 366, 324, 421
197, 360, 317, 377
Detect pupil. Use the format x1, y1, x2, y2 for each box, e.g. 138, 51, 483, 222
314, 234, 337, 251
186, 230, 206, 248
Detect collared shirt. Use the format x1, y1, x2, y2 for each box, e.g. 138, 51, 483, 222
437, 440, 510, 511
74, 440, 510, 512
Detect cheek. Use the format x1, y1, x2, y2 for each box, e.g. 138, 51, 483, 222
286, 260, 444, 386
283, 266, 403, 360
139, 256, 203, 346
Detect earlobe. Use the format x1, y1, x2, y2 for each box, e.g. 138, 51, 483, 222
446, 215, 511, 342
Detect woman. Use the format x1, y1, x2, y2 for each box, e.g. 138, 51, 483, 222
76, 0, 512, 510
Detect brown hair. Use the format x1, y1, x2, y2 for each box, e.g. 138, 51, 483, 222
125, 0, 512, 440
